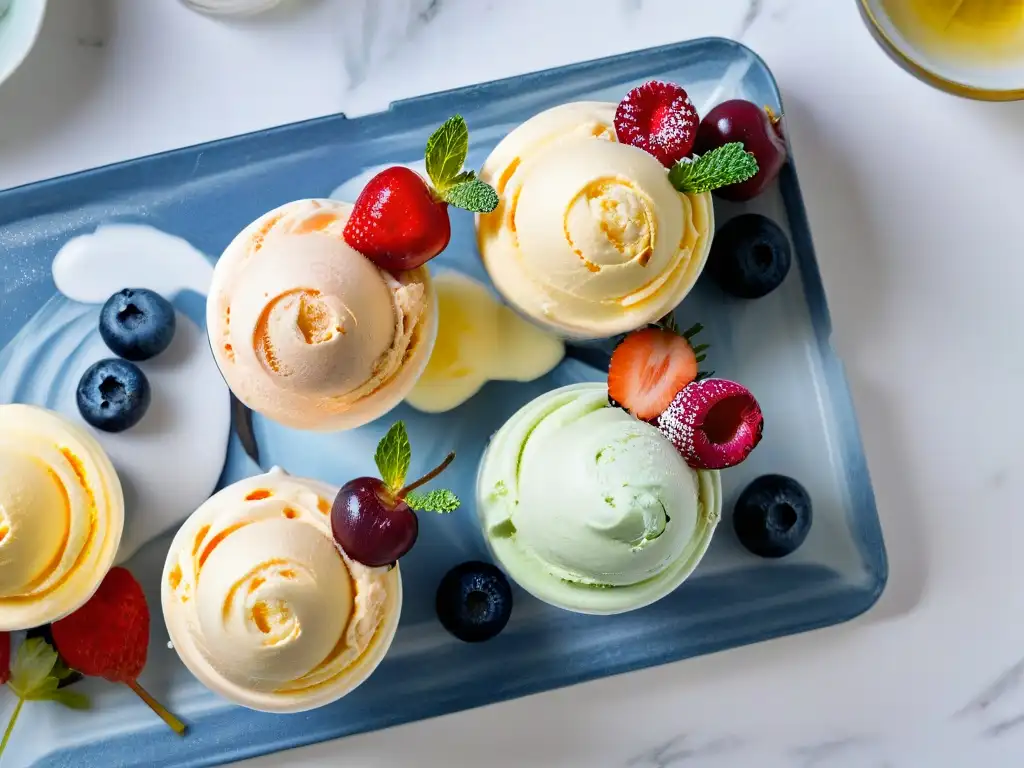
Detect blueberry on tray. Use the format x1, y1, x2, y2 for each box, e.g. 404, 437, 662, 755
708, 214, 792, 299
436, 561, 513, 643
732, 474, 812, 558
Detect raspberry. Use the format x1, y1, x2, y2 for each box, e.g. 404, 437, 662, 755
614, 81, 700, 168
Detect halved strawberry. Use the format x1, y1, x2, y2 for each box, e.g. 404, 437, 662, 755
607, 327, 698, 421
614, 80, 700, 168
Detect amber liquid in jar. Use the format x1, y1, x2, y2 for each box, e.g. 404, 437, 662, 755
879, 0, 1024, 64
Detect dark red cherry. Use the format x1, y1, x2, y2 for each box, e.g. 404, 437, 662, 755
331, 477, 418, 567
695, 100, 787, 202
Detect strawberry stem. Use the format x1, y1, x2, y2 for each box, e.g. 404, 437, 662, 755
0, 697, 23, 755
127, 679, 187, 736
397, 452, 455, 498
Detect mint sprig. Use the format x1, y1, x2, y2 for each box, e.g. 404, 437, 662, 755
2, 638, 91, 756
443, 178, 498, 214
372, 422, 460, 513
669, 143, 758, 194
425, 115, 469, 194
423, 115, 498, 214
375, 421, 412, 492
406, 489, 461, 514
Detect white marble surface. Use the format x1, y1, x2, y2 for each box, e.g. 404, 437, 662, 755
0, 0, 1023, 766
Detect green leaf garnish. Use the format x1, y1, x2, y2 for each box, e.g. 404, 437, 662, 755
405, 489, 461, 514
2, 638, 91, 756
422, 114, 499, 214
668, 143, 758, 194
681, 322, 704, 340
657, 313, 681, 335
442, 179, 499, 213
374, 422, 412, 493
425, 114, 469, 193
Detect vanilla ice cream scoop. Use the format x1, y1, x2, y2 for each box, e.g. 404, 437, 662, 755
477, 102, 714, 340
162, 468, 400, 713
0, 404, 124, 631
208, 199, 437, 431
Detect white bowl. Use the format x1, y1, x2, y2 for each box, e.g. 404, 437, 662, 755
0, 0, 46, 90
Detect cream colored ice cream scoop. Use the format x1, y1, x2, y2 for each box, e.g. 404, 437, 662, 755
208, 199, 437, 431
477, 102, 714, 340
406, 272, 564, 413
0, 404, 124, 631
162, 467, 400, 713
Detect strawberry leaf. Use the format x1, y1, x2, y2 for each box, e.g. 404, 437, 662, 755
658, 313, 681, 335
46, 689, 90, 710
374, 422, 412, 493
425, 115, 469, 192
405, 488, 461, 514
2, 638, 91, 757
8, 637, 58, 698
443, 179, 499, 214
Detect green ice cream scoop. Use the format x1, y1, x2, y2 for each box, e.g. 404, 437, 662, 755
477, 382, 721, 614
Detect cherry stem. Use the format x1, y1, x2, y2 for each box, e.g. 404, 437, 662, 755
398, 452, 455, 498
127, 679, 187, 736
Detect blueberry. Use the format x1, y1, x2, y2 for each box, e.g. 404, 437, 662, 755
733, 474, 812, 558
76, 358, 151, 433
709, 214, 792, 299
99, 288, 176, 361
435, 561, 513, 643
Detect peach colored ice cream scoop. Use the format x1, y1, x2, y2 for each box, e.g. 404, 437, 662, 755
207, 199, 437, 431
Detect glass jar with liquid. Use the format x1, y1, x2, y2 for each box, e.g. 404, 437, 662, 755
860, 0, 1024, 99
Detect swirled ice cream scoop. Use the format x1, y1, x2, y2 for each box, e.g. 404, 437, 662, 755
162, 467, 400, 713
477, 383, 720, 615
208, 199, 437, 431
477, 102, 714, 340
0, 404, 124, 631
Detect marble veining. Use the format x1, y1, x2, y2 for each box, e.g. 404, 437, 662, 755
625, 735, 745, 767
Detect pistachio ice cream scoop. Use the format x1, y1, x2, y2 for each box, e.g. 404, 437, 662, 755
477, 383, 720, 614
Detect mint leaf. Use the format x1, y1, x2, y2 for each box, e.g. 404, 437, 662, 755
425, 115, 469, 192
449, 169, 476, 186
443, 179, 499, 213
668, 143, 758, 194
405, 489, 461, 514
374, 422, 412, 492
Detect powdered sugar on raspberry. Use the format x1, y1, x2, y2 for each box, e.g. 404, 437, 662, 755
658, 378, 763, 470
614, 81, 700, 168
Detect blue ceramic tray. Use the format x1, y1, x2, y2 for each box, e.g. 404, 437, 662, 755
0, 38, 886, 767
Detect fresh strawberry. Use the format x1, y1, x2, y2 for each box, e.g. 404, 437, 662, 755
52, 567, 186, 736
344, 115, 498, 271
607, 327, 699, 421
344, 167, 451, 271
658, 378, 763, 470
615, 80, 700, 168
0, 633, 9, 686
